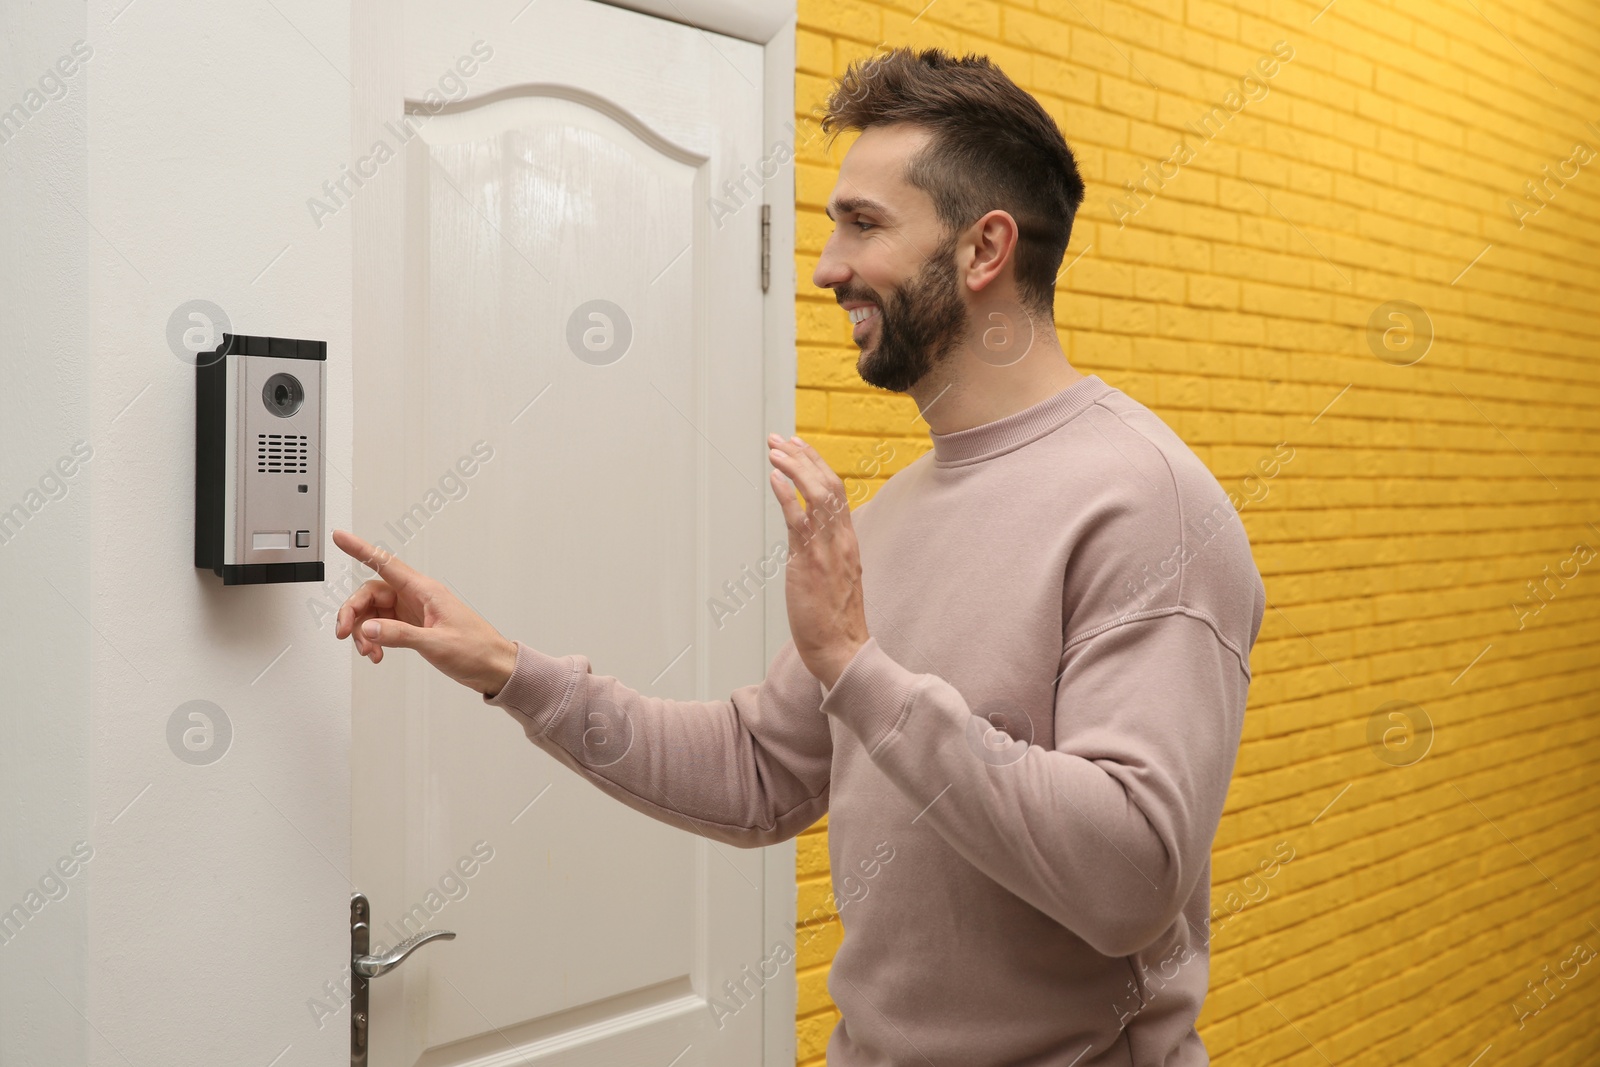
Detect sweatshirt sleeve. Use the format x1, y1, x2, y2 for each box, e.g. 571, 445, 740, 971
818, 606, 1251, 958
484, 635, 832, 848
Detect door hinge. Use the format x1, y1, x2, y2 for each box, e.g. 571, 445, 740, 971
760, 203, 771, 293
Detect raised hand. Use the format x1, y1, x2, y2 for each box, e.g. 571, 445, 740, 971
766, 434, 871, 688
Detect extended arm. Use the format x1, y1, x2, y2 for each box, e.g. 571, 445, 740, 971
484, 635, 832, 847
330, 527, 833, 849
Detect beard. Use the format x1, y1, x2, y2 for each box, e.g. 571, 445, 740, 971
847, 231, 967, 394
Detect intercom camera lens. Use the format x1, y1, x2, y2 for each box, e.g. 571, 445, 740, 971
262, 372, 305, 418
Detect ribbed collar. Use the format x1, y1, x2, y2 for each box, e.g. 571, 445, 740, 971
929, 374, 1112, 467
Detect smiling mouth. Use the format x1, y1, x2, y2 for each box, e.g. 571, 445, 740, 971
847, 305, 879, 326
848, 306, 880, 340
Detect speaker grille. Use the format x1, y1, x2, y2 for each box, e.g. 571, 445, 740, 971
257, 433, 309, 474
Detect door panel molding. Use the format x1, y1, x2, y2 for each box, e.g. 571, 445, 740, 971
405, 86, 706, 167
414, 979, 701, 1067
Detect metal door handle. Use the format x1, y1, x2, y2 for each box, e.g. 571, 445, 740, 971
351, 892, 456, 1066
353, 927, 456, 978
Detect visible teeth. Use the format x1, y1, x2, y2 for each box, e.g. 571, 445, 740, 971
848, 306, 878, 325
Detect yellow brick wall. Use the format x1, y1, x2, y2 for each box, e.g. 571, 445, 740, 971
790, 1, 1600, 1064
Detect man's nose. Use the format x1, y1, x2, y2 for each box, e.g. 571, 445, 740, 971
812, 232, 849, 291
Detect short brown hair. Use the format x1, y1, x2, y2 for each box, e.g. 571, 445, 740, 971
819, 47, 1086, 318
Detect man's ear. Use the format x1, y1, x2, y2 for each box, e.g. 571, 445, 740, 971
964, 210, 1020, 293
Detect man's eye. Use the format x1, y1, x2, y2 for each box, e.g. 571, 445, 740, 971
854, 220, 874, 232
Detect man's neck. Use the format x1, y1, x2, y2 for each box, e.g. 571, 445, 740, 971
906, 338, 1085, 435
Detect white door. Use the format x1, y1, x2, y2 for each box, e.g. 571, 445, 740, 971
350, 2, 794, 1064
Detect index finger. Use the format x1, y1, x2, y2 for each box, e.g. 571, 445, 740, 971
331, 528, 425, 591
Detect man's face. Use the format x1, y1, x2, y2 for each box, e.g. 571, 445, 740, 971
812, 124, 968, 393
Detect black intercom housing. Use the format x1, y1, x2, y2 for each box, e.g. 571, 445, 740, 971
195, 333, 327, 585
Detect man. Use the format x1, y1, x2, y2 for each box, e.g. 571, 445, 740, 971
335, 46, 1265, 1067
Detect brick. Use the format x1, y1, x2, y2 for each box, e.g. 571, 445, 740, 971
788, 6, 1600, 1064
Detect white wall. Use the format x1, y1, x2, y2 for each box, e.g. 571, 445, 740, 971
5, 0, 803, 1061
90, 1, 348, 1062
0, 4, 91, 1062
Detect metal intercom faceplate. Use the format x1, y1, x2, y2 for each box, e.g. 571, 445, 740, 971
195, 333, 327, 585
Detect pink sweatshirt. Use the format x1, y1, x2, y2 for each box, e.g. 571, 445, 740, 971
486, 373, 1266, 1066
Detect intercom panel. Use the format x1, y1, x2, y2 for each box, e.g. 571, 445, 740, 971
195, 333, 327, 585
